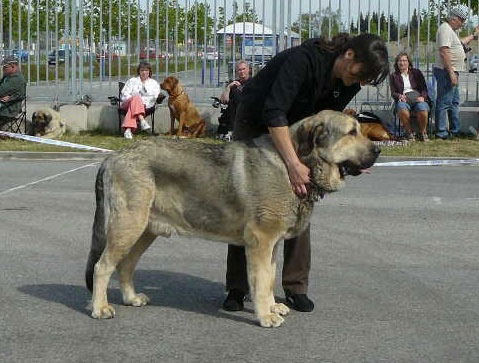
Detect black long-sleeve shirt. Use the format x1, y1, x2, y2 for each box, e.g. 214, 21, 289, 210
238, 39, 361, 133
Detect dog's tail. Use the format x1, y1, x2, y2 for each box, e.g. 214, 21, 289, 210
85, 163, 110, 292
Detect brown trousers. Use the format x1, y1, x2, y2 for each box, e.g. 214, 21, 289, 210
226, 103, 312, 295
226, 225, 311, 295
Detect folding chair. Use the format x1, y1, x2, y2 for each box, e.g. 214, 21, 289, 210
109, 81, 164, 135
0, 95, 27, 134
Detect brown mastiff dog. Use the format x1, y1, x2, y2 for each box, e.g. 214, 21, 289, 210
160, 76, 205, 137
85, 110, 380, 327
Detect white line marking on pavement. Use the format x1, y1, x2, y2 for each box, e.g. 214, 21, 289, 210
0, 131, 112, 153
375, 159, 479, 167
0, 162, 99, 197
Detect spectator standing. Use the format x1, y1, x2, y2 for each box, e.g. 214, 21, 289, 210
434, 5, 479, 139
390, 52, 430, 141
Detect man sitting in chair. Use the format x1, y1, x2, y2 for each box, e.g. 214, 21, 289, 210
0, 57, 26, 127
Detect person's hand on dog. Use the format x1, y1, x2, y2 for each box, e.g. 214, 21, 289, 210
287, 160, 310, 197
0, 95, 11, 102
268, 126, 310, 197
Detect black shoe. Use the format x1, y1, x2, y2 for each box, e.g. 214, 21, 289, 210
285, 293, 315, 312
222, 289, 245, 311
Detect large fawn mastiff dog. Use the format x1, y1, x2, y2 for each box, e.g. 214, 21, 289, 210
85, 110, 380, 327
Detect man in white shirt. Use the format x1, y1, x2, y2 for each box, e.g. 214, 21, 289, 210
433, 5, 479, 139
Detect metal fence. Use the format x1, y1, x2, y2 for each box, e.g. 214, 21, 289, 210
1, 0, 478, 104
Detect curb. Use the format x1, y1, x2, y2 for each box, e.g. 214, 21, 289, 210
1, 151, 477, 164
0, 151, 111, 161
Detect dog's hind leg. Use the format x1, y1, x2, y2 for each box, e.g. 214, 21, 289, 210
91, 192, 154, 319
244, 224, 287, 328
91, 221, 150, 318
117, 230, 156, 307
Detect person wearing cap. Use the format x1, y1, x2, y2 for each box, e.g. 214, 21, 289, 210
0, 56, 26, 119
434, 5, 479, 139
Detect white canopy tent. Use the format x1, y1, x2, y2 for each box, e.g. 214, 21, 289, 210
215, 22, 300, 81
217, 22, 299, 38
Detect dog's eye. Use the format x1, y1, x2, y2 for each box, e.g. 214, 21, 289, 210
348, 129, 358, 136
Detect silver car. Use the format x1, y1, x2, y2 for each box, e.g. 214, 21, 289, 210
469, 54, 479, 72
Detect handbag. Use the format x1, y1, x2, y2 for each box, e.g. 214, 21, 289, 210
405, 90, 420, 105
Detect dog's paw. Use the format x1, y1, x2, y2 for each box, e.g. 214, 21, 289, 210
123, 293, 150, 307
259, 313, 284, 328
91, 304, 116, 319
270, 303, 290, 316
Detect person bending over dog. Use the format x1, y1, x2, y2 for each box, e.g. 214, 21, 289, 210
223, 33, 389, 313
120, 61, 161, 139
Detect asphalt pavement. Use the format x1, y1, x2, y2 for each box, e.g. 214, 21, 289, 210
1, 156, 478, 363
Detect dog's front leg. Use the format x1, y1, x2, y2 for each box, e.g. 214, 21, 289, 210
245, 228, 288, 328
169, 109, 176, 135
269, 243, 290, 317
176, 114, 186, 137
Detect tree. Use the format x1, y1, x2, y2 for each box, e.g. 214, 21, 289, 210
44, 0, 141, 45
217, 0, 259, 26
149, 0, 185, 44
185, 1, 214, 45
291, 13, 319, 40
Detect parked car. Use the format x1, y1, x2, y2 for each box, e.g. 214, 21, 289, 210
139, 50, 155, 59
469, 54, 479, 73
95, 52, 119, 62
1, 49, 29, 62
48, 49, 69, 65
198, 46, 219, 61
12, 49, 29, 62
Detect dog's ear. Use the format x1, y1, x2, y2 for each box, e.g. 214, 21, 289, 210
171, 77, 179, 91
46, 113, 53, 123
32, 112, 36, 120
296, 119, 329, 157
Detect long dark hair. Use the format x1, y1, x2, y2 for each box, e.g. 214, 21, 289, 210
393, 52, 413, 73
306, 33, 389, 86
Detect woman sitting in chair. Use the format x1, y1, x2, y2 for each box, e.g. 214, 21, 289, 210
390, 52, 430, 141
120, 61, 161, 139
